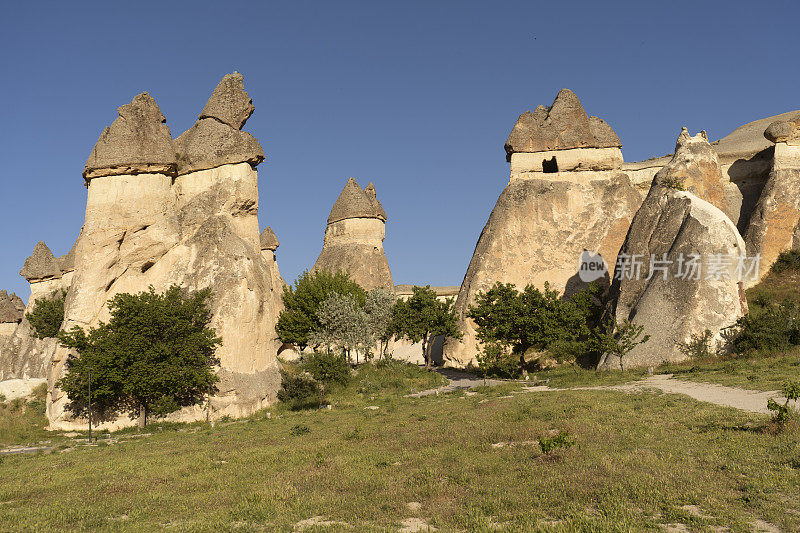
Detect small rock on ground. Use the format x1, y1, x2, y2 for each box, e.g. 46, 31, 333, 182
399, 517, 437, 532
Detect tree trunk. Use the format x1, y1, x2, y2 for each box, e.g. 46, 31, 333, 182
137, 404, 147, 429
422, 335, 430, 369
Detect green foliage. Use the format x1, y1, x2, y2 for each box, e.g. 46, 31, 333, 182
289, 424, 311, 436
277, 370, 320, 404
595, 317, 650, 372
677, 329, 715, 359
538, 430, 576, 454
57, 285, 221, 426
276, 270, 366, 349
767, 381, 800, 426
304, 352, 351, 388
467, 281, 601, 373
364, 288, 396, 358
25, 289, 66, 339
390, 285, 461, 367
310, 292, 373, 362
770, 250, 800, 274
659, 176, 685, 190
729, 303, 800, 355
475, 341, 522, 378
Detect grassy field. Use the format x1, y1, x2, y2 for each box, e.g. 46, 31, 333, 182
1, 362, 798, 532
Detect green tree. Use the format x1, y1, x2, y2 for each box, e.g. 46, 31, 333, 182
767, 381, 800, 426
26, 289, 66, 339
467, 281, 601, 372
390, 286, 461, 369
595, 317, 650, 373
303, 351, 351, 407
276, 270, 366, 349
57, 285, 221, 428
364, 288, 396, 359
309, 293, 373, 363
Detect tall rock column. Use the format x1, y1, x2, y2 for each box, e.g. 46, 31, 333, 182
443, 89, 642, 368
312, 178, 394, 290
599, 129, 750, 370
743, 119, 800, 284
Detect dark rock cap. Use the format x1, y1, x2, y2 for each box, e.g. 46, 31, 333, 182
327, 178, 385, 224
84, 92, 177, 180
199, 72, 255, 130
19, 241, 61, 282
260, 226, 279, 251
58, 237, 79, 274
764, 119, 800, 145
364, 182, 387, 221
504, 88, 621, 161
174, 118, 265, 175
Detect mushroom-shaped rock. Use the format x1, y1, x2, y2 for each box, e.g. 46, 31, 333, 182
364, 182, 387, 221
260, 226, 279, 251
504, 88, 621, 161
327, 178, 382, 224
84, 93, 177, 180
764, 119, 800, 145
19, 242, 61, 282
199, 72, 255, 130
58, 238, 79, 274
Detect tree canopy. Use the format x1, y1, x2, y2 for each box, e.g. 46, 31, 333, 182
57, 285, 221, 427
390, 285, 461, 368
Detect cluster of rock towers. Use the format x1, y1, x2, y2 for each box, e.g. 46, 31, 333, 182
1, 79, 798, 428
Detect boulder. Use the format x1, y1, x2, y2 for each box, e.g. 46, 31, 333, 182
83, 93, 177, 180
174, 118, 264, 175
764, 119, 800, 145
260, 226, 279, 251
0, 291, 24, 324
504, 88, 621, 161
19, 241, 61, 282
313, 179, 393, 290
744, 120, 800, 283
599, 133, 750, 370
199, 72, 255, 130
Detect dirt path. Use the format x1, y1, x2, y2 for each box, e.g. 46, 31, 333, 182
406, 368, 503, 397
413, 370, 796, 415
523, 374, 796, 415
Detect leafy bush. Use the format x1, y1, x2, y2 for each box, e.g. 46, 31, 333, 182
767, 381, 800, 426
57, 285, 221, 427
276, 270, 366, 349
290, 424, 311, 436
659, 176, 685, 190
538, 430, 576, 454
595, 317, 650, 372
26, 290, 66, 339
475, 341, 523, 378
729, 303, 800, 354
277, 370, 320, 403
677, 329, 715, 359
304, 352, 351, 388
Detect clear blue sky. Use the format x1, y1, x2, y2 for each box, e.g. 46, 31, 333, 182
1, 0, 798, 299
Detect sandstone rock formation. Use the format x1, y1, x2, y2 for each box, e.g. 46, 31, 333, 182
0, 291, 25, 346
599, 130, 749, 370
743, 119, 800, 284
444, 90, 642, 367
312, 178, 393, 290
43, 73, 284, 429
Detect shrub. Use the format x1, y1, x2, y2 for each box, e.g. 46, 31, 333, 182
659, 176, 685, 190
290, 424, 311, 436
57, 285, 221, 427
770, 250, 800, 274
277, 370, 320, 403
767, 381, 800, 426
26, 290, 66, 339
677, 329, 715, 359
730, 303, 800, 354
595, 317, 650, 372
475, 342, 522, 379
538, 430, 576, 454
